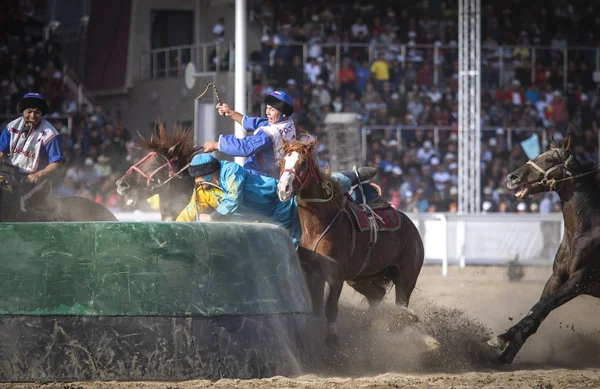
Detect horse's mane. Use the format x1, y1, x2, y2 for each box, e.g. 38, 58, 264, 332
138, 120, 202, 164
281, 137, 345, 210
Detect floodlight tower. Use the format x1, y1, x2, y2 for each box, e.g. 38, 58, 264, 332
458, 0, 481, 213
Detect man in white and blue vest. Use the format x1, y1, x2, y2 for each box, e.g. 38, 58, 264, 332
0, 93, 65, 210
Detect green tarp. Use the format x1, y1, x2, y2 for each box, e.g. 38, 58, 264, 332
0, 222, 311, 316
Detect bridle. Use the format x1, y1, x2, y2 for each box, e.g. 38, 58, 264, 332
124, 151, 184, 189
279, 150, 334, 203
526, 148, 595, 190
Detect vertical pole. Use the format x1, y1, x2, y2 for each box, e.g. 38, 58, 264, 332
234, 0, 247, 166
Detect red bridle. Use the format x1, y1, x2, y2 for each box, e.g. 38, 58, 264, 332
279, 152, 320, 192
124, 151, 182, 187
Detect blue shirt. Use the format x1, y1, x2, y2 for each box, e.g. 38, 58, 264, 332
218, 116, 282, 179
213, 160, 300, 241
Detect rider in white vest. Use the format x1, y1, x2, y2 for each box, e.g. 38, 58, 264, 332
202, 90, 379, 195
202, 90, 297, 179
0, 93, 65, 183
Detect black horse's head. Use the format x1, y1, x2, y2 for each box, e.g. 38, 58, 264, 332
507, 131, 575, 200
115, 121, 200, 208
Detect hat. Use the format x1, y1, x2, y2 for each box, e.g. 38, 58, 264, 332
84, 157, 94, 166
449, 162, 458, 170
287, 79, 296, 85
430, 157, 440, 166
392, 166, 403, 175
517, 202, 527, 211
189, 153, 220, 180
264, 90, 294, 116
18, 92, 48, 116
423, 140, 432, 148
482, 201, 492, 211
405, 191, 413, 197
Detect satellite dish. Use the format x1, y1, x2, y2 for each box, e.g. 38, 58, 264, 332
184, 62, 196, 90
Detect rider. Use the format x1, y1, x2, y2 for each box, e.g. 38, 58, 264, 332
202, 90, 378, 195
0, 93, 65, 211
176, 153, 301, 244
0, 93, 65, 183
202, 90, 296, 179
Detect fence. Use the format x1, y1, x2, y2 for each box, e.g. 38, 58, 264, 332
139, 41, 600, 92
113, 211, 561, 276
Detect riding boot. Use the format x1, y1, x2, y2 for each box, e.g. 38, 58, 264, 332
338, 167, 378, 186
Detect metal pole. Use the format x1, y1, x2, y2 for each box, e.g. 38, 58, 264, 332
234, 0, 247, 166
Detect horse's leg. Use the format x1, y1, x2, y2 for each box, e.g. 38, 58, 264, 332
489, 242, 568, 349
347, 273, 389, 309
324, 279, 344, 347
492, 268, 585, 364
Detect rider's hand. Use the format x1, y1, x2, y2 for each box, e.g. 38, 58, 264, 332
216, 103, 232, 117
202, 141, 219, 153
26, 172, 42, 183
199, 213, 212, 222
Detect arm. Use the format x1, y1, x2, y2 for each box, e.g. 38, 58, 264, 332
211, 163, 244, 220
218, 130, 272, 157
176, 190, 209, 222
217, 103, 268, 131
27, 136, 65, 182
0, 127, 10, 158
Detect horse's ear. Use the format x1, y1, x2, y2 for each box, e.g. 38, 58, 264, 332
168, 142, 180, 155
549, 135, 557, 149
564, 128, 573, 152
307, 137, 317, 152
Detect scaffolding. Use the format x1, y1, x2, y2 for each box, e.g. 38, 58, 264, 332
458, 0, 481, 214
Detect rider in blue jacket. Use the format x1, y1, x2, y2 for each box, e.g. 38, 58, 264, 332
187, 153, 301, 243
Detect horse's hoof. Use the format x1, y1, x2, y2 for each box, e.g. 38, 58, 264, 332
423, 335, 440, 351
487, 336, 507, 351
325, 334, 339, 349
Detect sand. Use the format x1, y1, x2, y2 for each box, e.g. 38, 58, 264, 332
5, 265, 600, 388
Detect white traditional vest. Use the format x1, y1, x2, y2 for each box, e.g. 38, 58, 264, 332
254, 117, 296, 162
6, 117, 59, 173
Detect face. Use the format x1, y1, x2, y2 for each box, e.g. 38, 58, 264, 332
115, 152, 173, 207
266, 105, 282, 125
194, 175, 214, 190
278, 150, 305, 202
23, 108, 42, 125
506, 138, 572, 200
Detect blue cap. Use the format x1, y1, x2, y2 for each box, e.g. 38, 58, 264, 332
265, 90, 294, 116
189, 153, 220, 179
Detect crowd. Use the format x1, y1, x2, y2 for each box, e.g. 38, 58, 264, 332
3, 0, 600, 214
250, 0, 600, 213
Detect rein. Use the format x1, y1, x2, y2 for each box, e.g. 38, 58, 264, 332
280, 152, 334, 203
124, 151, 183, 188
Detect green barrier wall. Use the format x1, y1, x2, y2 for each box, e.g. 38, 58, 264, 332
0, 221, 311, 316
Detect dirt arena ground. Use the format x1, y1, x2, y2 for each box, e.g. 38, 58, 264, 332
5, 265, 600, 388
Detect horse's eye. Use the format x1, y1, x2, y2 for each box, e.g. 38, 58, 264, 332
545, 158, 553, 164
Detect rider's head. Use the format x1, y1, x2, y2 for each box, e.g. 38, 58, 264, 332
264, 91, 294, 125
18, 93, 48, 127
189, 153, 220, 189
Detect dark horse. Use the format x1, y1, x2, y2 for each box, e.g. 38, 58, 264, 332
115, 122, 201, 220
488, 128, 600, 364
0, 162, 117, 222
277, 138, 428, 346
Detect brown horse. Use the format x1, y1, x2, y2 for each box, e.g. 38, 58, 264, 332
488, 128, 600, 364
115, 122, 201, 221
277, 138, 426, 346
0, 162, 117, 222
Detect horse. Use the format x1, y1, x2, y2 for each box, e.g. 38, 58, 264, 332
487, 128, 600, 364
115, 122, 201, 221
0, 162, 117, 222
277, 138, 426, 346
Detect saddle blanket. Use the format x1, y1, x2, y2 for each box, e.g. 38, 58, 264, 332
346, 200, 402, 232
